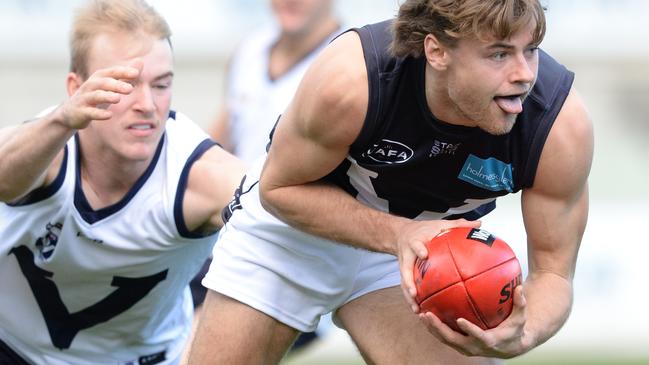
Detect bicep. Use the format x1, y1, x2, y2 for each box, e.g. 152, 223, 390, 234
183, 146, 247, 231
260, 31, 367, 191
522, 182, 589, 280
261, 106, 354, 190
522, 87, 594, 279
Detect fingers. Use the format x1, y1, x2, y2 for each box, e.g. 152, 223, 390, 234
412, 239, 428, 259
400, 282, 418, 313
83, 71, 135, 96
94, 64, 140, 84
63, 64, 140, 129
511, 285, 527, 316
127, 58, 144, 74
421, 312, 493, 357
89, 90, 123, 108
456, 318, 489, 343
420, 312, 468, 347
66, 89, 123, 123
397, 219, 481, 315
507, 285, 527, 331
79, 106, 113, 121
399, 249, 420, 312
81, 64, 140, 98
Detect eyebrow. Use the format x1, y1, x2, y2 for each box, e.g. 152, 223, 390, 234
486, 40, 540, 50
153, 71, 174, 81
486, 42, 516, 50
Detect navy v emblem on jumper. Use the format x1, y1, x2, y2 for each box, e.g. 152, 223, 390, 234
9, 245, 168, 350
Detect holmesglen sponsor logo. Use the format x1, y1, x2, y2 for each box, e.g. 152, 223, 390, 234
363, 139, 414, 164
458, 154, 514, 192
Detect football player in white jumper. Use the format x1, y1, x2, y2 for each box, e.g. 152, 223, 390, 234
0, 1, 245, 364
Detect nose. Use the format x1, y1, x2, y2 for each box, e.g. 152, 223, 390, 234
511, 53, 536, 86
132, 84, 155, 114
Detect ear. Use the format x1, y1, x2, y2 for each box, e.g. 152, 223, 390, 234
66, 72, 83, 97
423, 34, 450, 71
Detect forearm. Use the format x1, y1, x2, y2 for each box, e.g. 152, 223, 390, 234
0, 107, 74, 201
260, 181, 409, 255
523, 270, 573, 348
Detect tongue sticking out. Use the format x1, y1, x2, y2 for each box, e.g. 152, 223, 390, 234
494, 96, 523, 114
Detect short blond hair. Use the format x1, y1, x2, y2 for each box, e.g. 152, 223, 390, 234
70, 0, 172, 78
391, 0, 546, 58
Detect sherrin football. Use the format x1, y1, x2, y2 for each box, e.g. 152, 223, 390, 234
414, 227, 522, 332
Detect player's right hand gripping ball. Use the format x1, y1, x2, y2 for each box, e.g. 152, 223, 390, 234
414, 227, 522, 333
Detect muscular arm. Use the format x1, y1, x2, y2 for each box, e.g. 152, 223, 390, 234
258, 32, 478, 310
519, 87, 593, 348
258, 31, 408, 254
422, 87, 594, 358
0, 113, 73, 202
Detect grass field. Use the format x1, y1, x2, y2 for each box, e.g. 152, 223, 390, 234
283, 353, 649, 365
280, 328, 649, 365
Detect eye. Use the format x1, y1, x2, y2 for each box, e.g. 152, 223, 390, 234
525, 47, 539, 57
152, 77, 173, 90
490, 51, 508, 61
152, 82, 171, 90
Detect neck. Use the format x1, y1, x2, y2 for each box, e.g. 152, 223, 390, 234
424, 62, 474, 127
269, 16, 339, 80
78, 139, 153, 209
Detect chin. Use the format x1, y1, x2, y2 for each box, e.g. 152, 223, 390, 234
480, 116, 516, 136
125, 145, 158, 162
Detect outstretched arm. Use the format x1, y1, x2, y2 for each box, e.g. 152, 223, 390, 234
0, 64, 139, 202
420, 87, 594, 358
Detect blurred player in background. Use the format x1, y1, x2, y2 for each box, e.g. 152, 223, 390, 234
209, 0, 341, 164
190, 0, 593, 363
0, 0, 244, 364
191, 0, 342, 351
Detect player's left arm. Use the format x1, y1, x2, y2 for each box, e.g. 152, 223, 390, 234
420, 87, 594, 358
182, 146, 247, 234
515, 86, 593, 351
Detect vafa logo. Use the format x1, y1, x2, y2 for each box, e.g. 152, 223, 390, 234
363, 139, 414, 164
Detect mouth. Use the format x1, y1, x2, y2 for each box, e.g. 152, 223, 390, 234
127, 122, 157, 137
128, 122, 155, 131
493, 93, 526, 115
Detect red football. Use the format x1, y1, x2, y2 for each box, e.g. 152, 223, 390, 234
414, 227, 521, 332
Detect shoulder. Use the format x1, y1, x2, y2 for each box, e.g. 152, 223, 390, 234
292, 31, 368, 148
165, 111, 210, 148
532, 87, 594, 196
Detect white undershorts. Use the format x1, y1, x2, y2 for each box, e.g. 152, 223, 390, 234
202, 160, 401, 332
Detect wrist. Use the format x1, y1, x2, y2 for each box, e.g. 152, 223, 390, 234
383, 214, 410, 255
47, 105, 74, 130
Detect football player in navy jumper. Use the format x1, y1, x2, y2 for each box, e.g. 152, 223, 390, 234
191, 0, 593, 363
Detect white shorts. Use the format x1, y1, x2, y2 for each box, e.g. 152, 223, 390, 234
202, 160, 401, 332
